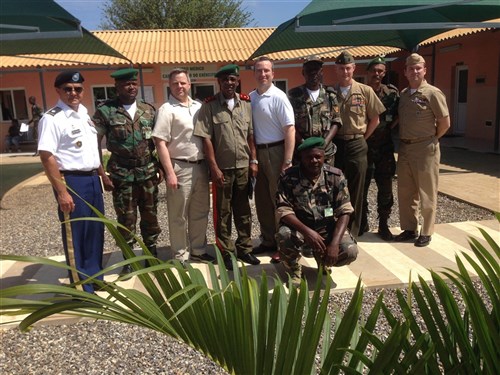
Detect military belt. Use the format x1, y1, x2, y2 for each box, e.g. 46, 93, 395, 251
400, 135, 435, 144
60, 169, 98, 176
256, 140, 285, 149
336, 134, 364, 141
111, 154, 152, 167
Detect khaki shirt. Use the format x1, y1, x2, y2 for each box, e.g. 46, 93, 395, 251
194, 92, 253, 170
336, 80, 385, 136
398, 81, 449, 139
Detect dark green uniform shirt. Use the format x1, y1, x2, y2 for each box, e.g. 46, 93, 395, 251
276, 164, 353, 230
93, 99, 157, 182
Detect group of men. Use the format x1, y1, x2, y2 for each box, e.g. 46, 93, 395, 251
37, 50, 449, 291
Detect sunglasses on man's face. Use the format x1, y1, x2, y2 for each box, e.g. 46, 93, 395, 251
61, 86, 84, 94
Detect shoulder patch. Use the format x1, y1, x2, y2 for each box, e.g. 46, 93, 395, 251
239, 93, 251, 102
46, 107, 62, 116
204, 95, 217, 103
323, 164, 342, 175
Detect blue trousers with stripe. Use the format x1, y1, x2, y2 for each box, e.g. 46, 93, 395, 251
56, 174, 104, 293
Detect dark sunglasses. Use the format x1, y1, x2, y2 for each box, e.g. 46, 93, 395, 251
62, 86, 84, 94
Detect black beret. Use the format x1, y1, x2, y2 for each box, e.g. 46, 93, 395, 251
367, 56, 386, 70
54, 71, 84, 87
215, 64, 240, 78
110, 68, 139, 81
335, 51, 355, 65
297, 137, 325, 152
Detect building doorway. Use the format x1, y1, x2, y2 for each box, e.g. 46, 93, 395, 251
191, 83, 216, 101
454, 65, 468, 135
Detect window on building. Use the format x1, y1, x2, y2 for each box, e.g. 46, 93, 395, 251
92, 86, 117, 110
0, 89, 28, 121
274, 80, 288, 93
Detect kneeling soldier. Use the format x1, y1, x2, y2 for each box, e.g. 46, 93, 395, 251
275, 137, 358, 284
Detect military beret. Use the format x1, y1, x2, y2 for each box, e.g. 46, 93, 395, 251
367, 56, 386, 70
215, 64, 240, 78
406, 53, 426, 66
335, 51, 355, 65
111, 68, 139, 81
303, 55, 323, 66
297, 137, 325, 152
54, 71, 84, 87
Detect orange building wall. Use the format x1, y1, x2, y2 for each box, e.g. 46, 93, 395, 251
1, 29, 499, 149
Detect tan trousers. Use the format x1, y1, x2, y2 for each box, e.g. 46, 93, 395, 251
255, 143, 284, 247
166, 160, 209, 261
397, 139, 440, 236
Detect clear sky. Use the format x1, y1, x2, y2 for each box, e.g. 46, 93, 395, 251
54, 0, 311, 30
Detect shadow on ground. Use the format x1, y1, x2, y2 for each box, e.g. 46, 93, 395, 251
0, 163, 44, 201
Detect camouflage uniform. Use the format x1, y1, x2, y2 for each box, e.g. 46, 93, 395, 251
288, 85, 342, 165
275, 164, 358, 279
361, 84, 399, 232
93, 99, 161, 250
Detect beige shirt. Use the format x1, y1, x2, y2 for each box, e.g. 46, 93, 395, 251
398, 81, 449, 139
336, 80, 385, 135
194, 92, 253, 170
153, 96, 203, 161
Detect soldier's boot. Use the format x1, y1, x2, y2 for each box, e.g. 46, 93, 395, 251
144, 245, 158, 268
377, 217, 394, 241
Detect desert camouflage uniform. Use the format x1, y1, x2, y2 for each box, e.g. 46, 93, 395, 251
288, 85, 342, 165
93, 99, 161, 249
275, 164, 358, 278
361, 84, 399, 230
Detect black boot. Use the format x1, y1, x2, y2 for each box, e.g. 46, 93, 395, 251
377, 217, 394, 241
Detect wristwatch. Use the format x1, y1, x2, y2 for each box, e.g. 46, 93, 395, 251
249, 159, 259, 165
284, 159, 292, 165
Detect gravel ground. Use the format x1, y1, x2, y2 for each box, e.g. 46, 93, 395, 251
0, 179, 494, 374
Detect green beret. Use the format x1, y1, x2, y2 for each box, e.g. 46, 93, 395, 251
297, 137, 325, 152
110, 68, 139, 81
215, 64, 239, 78
54, 71, 84, 87
367, 56, 386, 70
335, 51, 355, 65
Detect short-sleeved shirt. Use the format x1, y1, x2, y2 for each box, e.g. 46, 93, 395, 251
93, 98, 157, 182
38, 100, 101, 171
275, 164, 353, 230
398, 81, 449, 139
335, 80, 385, 135
193, 92, 253, 170
153, 96, 203, 161
249, 84, 294, 144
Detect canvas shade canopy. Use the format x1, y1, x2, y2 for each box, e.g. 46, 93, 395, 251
0, 0, 127, 59
249, 0, 500, 59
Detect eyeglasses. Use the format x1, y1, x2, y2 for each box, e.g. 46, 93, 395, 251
61, 86, 84, 94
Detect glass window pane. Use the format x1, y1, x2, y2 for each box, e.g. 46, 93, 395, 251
13, 90, 28, 120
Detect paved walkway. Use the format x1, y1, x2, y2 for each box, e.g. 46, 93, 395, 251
1, 145, 499, 328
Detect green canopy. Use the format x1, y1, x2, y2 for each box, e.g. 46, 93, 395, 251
0, 0, 128, 60
250, 0, 500, 59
